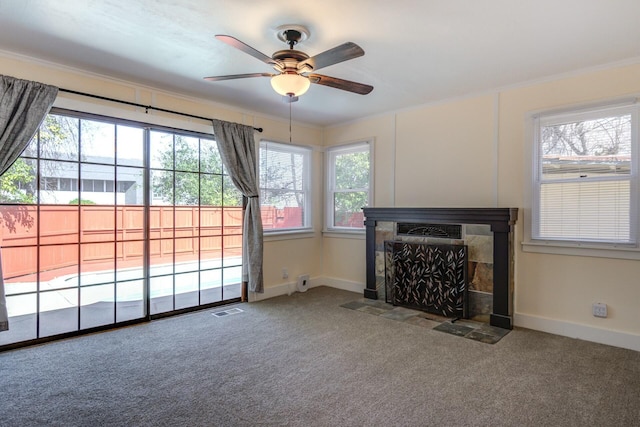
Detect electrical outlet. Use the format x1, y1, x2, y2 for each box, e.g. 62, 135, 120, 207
592, 302, 607, 318
282, 268, 288, 279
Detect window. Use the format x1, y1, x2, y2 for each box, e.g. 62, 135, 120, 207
0, 110, 243, 349
325, 141, 373, 231
259, 141, 312, 232
531, 103, 638, 247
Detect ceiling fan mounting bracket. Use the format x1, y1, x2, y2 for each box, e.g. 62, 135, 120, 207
276, 24, 310, 48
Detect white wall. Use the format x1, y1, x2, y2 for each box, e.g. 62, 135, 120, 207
323, 62, 640, 351
395, 95, 497, 207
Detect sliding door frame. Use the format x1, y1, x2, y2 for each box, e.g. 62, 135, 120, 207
0, 108, 243, 352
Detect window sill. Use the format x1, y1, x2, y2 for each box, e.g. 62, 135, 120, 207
263, 229, 316, 242
322, 229, 366, 239
521, 240, 640, 260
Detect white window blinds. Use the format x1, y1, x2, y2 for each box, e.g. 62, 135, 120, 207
533, 105, 637, 244
259, 141, 311, 231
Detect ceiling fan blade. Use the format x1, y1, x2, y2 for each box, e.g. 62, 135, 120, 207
204, 73, 274, 82
299, 42, 364, 72
308, 74, 373, 95
215, 35, 276, 65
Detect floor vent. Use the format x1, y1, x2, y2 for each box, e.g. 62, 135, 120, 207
212, 307, 244, 317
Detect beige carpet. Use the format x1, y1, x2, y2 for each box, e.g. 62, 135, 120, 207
1, 286, 639, 426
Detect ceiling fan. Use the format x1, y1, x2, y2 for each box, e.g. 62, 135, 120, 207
204, 25, 373, 102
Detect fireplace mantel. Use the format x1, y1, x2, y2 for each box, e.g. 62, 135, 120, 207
363, 207, 518, 329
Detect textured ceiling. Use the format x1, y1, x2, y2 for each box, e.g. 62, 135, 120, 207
0, 0, 639, 126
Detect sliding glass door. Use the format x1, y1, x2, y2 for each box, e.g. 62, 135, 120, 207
0, 110, 242, 348
147, 129, 243, 315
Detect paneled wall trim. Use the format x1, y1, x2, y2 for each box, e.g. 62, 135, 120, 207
363, 207, 518, 329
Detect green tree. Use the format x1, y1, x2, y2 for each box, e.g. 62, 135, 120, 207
7, 114, 88, 194
0, 157, 37, 232
0, 114, 86, 232
334, 151, 369, 225
1, 114, 82, 205
152, 135, 242, 206
0, 158, 36, 204
69, 198, 96, 205
0, 114, 84, 232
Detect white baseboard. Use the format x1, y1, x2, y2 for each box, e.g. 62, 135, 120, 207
315, 276, 364, 294
248, 276, 323, 302
248, 276, 364, 302
514, 313, 640, 352
248, 281, 297, 302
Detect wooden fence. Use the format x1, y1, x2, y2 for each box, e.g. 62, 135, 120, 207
0, 205, 244, 279
0, 204, 309, 280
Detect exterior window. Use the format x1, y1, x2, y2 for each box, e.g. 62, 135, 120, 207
259, 141, 312, 232
532, 104, 637, 245
325, 141, 373, 231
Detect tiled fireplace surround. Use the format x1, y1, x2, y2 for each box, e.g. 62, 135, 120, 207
363, 208, 518, 329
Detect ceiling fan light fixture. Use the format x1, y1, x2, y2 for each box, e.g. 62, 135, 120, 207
270, 73, 310, 97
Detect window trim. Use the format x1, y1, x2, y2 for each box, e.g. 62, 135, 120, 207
258, 140, 313, 234
522, 97, 640, 259
324, 140, 374, 233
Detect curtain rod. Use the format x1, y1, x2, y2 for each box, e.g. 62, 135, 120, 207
58, 88, 263, 133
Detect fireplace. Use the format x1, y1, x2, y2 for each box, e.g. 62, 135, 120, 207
363, 208, 518, 329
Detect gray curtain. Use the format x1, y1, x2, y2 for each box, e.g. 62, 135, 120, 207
0, 75, 58, 331
211, 119, 263, 293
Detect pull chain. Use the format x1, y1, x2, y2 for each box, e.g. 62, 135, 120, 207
289, 99, 292, 143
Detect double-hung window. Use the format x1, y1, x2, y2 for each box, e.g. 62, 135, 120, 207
259, 141, 312, 232
531, 103, 638, 249
325, 141, 373, 231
